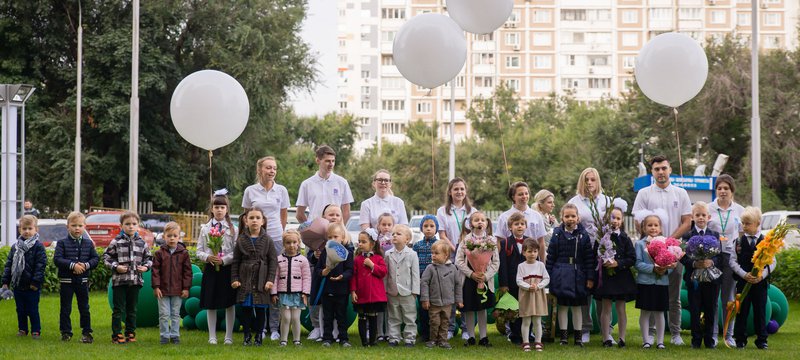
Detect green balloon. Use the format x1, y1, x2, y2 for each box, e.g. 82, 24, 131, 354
300, 295, 357, 331
681, 308, 691, 330
768, 285, 789, 326
192, 272, 203, 287
106, 271, 159, 327
192, 264, 202, 274
196, 310, 209, 331
183, 315, 196, 330
189, 286, 202, 299
185, 297, 201, 317
680, 289, 688, 307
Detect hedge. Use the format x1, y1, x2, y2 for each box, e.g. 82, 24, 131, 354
771, 248, 800, 300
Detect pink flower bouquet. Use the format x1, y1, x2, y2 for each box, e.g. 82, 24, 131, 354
464, 233, 496, 290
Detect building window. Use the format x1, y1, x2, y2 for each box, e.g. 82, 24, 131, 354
382, 100, 405, 111
361, 86, 370, 95
361, 101, 370, 110
339, 101, 348, 110
361, 70, 370, 79
381, 77, 403, 89
562, 32, 585, 44
589, 78, 610, 89
533, 78, 551, 92
737, 13, 751, 26
508, 10, 521, 24
764, 35, 781, 49
587, 32, 611, 44
679, 8, 702, 20
588, 55, 608, 66
473, 53, 495, 65
338, 39, 346, 47
505, 79, 520, 92
564, 54, 576, 66
622, 55, 636, 69
562, 78, 583, 89
445, 76, 466, 88
622, 10, 638, 24
382, 122, 406, 135
710, 10, 726, 24
532, 32, 551, 46
561, 9, 586, 21
505, 56, 520, 68
473, 33, 494, 41
416, 101, 432, 114
622, 32, 638, 47
381, 8, 405, 19
533, 10, 551, 23
648, 8, 672, 22
764, 13, 780, 26
381, 55, 394, 65
475, 76, 494, 88
533, 55, 551, 69
338, 54, 347, 63
381, 31, 396, 42
505, 32, 520, 46
588, 9, 611, 21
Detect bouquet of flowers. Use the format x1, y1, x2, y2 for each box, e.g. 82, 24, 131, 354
299, 218, 330, 251
596, 226, 617, 277
646, 236, 684, 273
685, 235, 722, 282
378, 232, 393, 253
464, 233, 497, 292
207, 225, 225, 271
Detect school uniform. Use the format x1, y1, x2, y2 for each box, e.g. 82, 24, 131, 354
53, 234, 99, 337
634, 238, 672, 311
592, 230, 637, 302
384, 245, 420, 344
242, 182, 291, 242
545, 224, 595, 307
498, 235, 528, 344
730, 233, 775, 349
296, 172, 354, 221
196, 220, 238, 310
314, 243, 354, 343
680, 226, 722, 348
359, 194, 409, 228
495, 206, 547, 241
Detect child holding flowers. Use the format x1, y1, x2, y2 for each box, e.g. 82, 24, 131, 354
456, 211, 499, 347
196, 192, 238, 345
633, 210, 674, 349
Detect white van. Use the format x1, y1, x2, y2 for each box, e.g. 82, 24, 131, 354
760, 211, 800, 249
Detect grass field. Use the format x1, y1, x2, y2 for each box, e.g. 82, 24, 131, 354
0, 292, 795, 359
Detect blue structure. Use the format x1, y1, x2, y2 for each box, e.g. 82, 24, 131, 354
633, 175, 717, 203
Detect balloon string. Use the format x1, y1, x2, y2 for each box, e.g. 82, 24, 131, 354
208, 150, 213, 201
431, 119, 436, 207
674, 108, 683, 176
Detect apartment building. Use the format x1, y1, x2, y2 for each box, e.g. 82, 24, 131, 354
336, 0, 799, 152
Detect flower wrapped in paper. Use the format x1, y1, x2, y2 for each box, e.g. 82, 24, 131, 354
596, 226, 617, 277
646, 236, 683, 276
207, 225, 225, 271
299, 218, 329, 251
685, 235, 722, 282
463, 233, 497, 292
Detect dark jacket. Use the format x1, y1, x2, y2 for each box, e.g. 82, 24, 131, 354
151, 243, 193, 296
53, 235, 99, 283
498, 236, 528, 297
592, 230, 637, 297
546, 223, 595, 300
681, 225, 723, 285
231, 231, 278, 305
314, 243, 354, 297
2, 239, 47, 290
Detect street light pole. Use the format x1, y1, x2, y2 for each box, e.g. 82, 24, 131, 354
751, 1, 761, 207
1, 84, 35, 246
74, 0, 83, 212
128, 0, 140, 212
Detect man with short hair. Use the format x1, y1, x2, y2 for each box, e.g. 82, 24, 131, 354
296, 145, 354, 223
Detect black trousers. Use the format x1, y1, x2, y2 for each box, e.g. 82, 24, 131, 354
357, 313, 378, 346
734, 280, 768, 348
687, 281, 720, 347
241, 306, 266, 337
418, 307, 430, 341
322, 294, 349, 342
60, 281, 92, 336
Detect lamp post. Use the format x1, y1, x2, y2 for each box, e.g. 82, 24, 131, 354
1, 84, 35, 246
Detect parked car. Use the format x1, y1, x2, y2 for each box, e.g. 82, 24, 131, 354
141, 213, 174, 246
7, 219, 92, 248
409, 215, 424, 243
346, 216, 362, 243
761, 211, 800, 249
85, 211, 155, 247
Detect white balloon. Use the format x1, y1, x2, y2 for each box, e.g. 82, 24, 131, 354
170, 70, 250, 150
446, 0, 514, 34
393, 14, 466, 89
635, 33, 709, 108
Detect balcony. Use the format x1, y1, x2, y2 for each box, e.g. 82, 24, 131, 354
442, 110, 466, 121
381, 41, 393, 54
678, 20, 703, 29
381, 65, 400, 76
441, 87, 467, 99
560, 0, 611, 6
648, 19, 673, 30
473, 87, 494, 98
588, 65, 612, 75
381, 110, 406, 121
472, 41, 496, 52
472, 64, 496, 74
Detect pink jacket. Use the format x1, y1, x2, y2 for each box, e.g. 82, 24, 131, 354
272, 254, 311, 295
349, 253, 388, 304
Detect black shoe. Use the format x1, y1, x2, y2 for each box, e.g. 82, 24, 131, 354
80, 333, 93, 344
464, 337, 476, 347
243, 334, 252, 346
254, 333, 263, 347
757, 343, 768, 350
617, 339, 626, 348
559, 330, 569, 345
603, 340, 613, 348
61, 333, 72, 342
478, 337, 491, 347
573, 331, 583, 347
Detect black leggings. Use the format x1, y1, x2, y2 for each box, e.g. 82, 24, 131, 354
241, 306, 266, 337
357, 313, 378, 346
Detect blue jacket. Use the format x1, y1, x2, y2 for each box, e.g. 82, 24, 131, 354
314, 244, 354, 297
635, 238, 673, 286
2, 239, 47, 290
546, 224, 595, 299
54, 235, 100, 283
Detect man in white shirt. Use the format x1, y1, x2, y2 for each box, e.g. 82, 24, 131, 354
632, 155, 692, 346
296, 145, 354, 223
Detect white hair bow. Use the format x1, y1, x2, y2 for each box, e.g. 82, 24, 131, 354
633, 208, 668, 226
612, 197, 628, 213
214, 188, 229, 196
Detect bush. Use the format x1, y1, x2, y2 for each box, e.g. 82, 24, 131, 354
772, 248, 800, 300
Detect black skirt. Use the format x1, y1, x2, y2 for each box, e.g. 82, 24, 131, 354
462, 277, 495, 311
635, 284, 669, 311
199, 263, 237, 310
593, 269, 637, 302
353, 301, 386, 314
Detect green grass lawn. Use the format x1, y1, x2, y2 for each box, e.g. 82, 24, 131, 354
0, 292, 796, 359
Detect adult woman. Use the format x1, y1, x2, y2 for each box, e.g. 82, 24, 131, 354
533, 189, 558, 246
707, 174, 745, 347
495, 182, 547, 258
435, 177, 477, 251
359, 169, 409, 229
241, 156, 290, 341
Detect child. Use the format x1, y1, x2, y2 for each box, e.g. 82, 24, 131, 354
730, 206, 773, 350
1, 215, 46, 339
517, 239, 550, 352
350, 228, 388, 347
593, 207, 637, 348
374, 212, 395, 341
680, 202, 722, 349
421, 240, 463, 349
455, 211, 499, 347
412, 214, 439, 342
385, 224, 420, 347
315, 222, 355, 347
271, 230, 311, 347
634, 211, 674, 349
231, 208, 278, 346
53, 211, 99, 343
196, 193, 238, 345
497, 212, 530, 345
307, 203, 346, 341
103, 211, 153, 344
152, 222, 192, 344
545, 203, 594, 347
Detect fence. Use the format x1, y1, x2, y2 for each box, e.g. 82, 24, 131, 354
88, 206, 207, 245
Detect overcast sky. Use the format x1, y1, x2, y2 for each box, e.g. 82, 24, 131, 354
289, 0, 337, 117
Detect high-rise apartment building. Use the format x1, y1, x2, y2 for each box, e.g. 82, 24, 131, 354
337, 0, 799, 152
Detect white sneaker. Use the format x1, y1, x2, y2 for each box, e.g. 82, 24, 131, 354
671, 335, 685, 346
582, 330, 590, 344
224, 338, 233, 345
447, 331, 453, 340
462, 332, 470, 340
270, 331, 280, 341
208, 338, 217, 345
307, 328, 320, 340
725, 337, 736, 347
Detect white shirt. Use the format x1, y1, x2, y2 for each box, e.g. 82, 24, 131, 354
495, 206, 547, 241
242, 182, 290, 241
707, 200, 745, 254
295, 172, 354, 221
359, 193, 409, 228
436, 205, 477, 248
568, 193, 613, 243
632, 183, 692, 237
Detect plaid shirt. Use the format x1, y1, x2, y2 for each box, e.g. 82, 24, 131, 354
413, 236, 437, 274
103, 232, 153, 286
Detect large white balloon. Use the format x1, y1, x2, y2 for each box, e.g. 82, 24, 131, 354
446, 0, 514, 34
393, 14, 466, 89
170, 70, 249, 150
635, 33, 708, 108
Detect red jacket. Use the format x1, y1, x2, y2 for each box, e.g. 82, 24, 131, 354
349, 253, 388, 304
151, 243, 192, 296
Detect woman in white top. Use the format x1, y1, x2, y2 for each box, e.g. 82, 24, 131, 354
533, 189, 558, 246
435, 177, 477, 251
495, 182, 547, 259
567, 168, 613, 244
707, 174, 745, 347
359, 169, 409, 229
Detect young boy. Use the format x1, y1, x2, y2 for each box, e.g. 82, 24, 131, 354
151, 222, 192, 345
103, 211, 152, 344
730, 206, 774, 350
384, 224, 420, 347
1, 215, 47, 339
412, 214, 439, 342
420, 240, 463, 349
680, 202, 722, 349
497, 212, 529, 344
54, 212, 99, 343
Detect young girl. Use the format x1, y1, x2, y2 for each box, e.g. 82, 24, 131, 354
350, 228, 388, 347
593, 207, 637, 348
231, 208, 278, 346
271, 230, 311, 347
385, 224, 420, 347
375, 212, 394, 341
545, 203, 594, 347
517, 239, 550, 352
455, 211, 499, 347
307, 203, 347, 341
1, 215, 46, 340
196, 193, 238, 345
634, 211, 674, 349
315, 223, 355, 347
